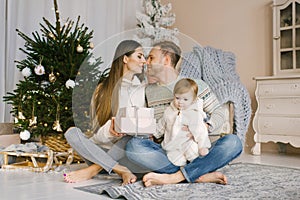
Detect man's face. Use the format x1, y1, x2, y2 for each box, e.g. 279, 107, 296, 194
146, 46, 164, 77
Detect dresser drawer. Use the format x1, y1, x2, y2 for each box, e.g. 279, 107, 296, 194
258, 97, 300, 115
257, 116, 300, 136
257, 82, 300, 97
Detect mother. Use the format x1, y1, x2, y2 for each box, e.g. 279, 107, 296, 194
64, 40, 146, 185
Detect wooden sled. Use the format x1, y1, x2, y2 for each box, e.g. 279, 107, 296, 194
0, 148, 74, 172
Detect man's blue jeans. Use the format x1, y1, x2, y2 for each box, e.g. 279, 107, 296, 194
126, 134, 243, 183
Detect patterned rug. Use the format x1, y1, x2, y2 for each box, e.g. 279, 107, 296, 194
74, 163, 300, 200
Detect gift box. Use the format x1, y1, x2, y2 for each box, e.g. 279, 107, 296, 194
115, 107, 156, 135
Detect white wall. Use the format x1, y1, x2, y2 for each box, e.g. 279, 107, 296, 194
0, 0, 141, 122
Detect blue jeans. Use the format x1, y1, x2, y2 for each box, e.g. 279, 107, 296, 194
126, 134, 243, 183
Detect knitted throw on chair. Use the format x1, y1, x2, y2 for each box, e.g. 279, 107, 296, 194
180, 45, 251, 143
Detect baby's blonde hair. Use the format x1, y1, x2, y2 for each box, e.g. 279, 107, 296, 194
173, 78, 198, 100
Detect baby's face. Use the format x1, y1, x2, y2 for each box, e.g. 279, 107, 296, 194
174, 90, 195, 110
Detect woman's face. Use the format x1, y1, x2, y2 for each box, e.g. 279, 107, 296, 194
123, 47, 146, 75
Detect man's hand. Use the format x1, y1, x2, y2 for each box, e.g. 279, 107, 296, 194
182, 125, 194, 139
183, 123, 210, 131
182, 123, 210, 140
109, 117, 125, 137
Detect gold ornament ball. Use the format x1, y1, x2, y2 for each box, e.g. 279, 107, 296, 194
48, 32, 54, 38
49, 72, 57, 83
76, 45, 83, 53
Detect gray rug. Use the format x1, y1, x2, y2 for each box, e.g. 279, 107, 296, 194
74, 163, 300, 199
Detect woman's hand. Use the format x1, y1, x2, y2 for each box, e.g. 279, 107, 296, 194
149, 134, 154, 141
109, 117, 125, 137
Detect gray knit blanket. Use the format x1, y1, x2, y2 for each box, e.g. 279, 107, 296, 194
180, 45, 251, 143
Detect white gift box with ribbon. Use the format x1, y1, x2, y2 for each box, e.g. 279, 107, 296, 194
114, 107, 156, 135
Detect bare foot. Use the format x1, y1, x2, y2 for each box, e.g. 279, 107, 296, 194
113, 164, 137, 186
64, 164, 103, 183
143, 171, 185, 187
195, 171, 228, 185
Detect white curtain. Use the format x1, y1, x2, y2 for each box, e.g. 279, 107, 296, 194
0, 0, 6, 123
0, 0, 141, 123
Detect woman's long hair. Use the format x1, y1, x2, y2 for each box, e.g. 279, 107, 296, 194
90, 40, 142, 134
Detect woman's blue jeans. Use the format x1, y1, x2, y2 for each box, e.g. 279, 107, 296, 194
126, 134, 243, 183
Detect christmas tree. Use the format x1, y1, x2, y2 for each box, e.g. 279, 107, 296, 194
3, 0, 107, 140
134, 0, 179, 48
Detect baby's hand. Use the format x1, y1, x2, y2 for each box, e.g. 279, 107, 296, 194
199, 147, 209, 156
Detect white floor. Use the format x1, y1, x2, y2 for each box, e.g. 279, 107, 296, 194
1, 152, 300, 200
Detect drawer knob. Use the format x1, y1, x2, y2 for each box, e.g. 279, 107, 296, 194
263, 88, 273, 94
263, 122, 271, 128
266, 104, 274, 109
291, 84, 299, 90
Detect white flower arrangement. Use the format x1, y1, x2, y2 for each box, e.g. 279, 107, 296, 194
134, 0, 179, 49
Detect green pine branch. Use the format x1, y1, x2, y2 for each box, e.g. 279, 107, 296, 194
3, 0, 107, 139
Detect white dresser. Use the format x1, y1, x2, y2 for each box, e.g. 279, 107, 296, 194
252, 76, 300, 155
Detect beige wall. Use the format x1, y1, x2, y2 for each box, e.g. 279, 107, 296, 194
163, 0, 300, 154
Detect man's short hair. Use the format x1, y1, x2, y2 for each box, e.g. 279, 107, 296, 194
153, 41, 181, 68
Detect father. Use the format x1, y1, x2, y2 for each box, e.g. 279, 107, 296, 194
125, 41, 243, 187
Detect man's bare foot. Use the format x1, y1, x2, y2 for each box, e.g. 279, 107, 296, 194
64, 164, 103, 183
113, 164, 137, 186
143, 171, 185, 187
195, 171, 228, 185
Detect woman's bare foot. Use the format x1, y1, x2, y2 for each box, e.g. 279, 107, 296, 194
143, 171, 185, 187
64, 164, 103, 183
113, 164, 137, 186
195, 171, 227, 185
